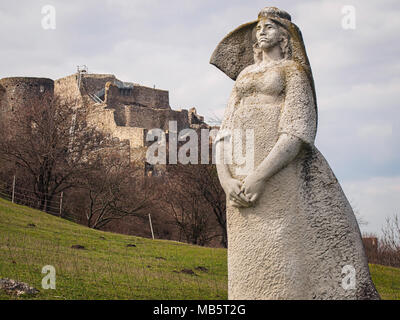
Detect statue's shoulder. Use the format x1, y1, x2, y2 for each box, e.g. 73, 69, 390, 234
281, 60, 308, 76
281, 59, 302, 71
237, 63, 258, 80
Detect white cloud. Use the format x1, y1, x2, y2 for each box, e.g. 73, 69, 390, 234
318, 80, 400, 111
357, 124, 393, 139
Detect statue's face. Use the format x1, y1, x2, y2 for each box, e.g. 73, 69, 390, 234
256, 19, 281, 50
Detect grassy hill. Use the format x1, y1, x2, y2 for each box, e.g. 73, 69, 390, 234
0, 198, 399, 300
0, 198, 227, 299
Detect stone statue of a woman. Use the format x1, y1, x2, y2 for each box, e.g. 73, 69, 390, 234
211, 7, 380, 300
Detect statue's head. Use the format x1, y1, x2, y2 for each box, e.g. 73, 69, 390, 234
255, 18, 291, 59
210, 6, 318, 126
256, 19, 281, 49
257, 7, 291, 21
255, 7, 292, 59
210, 6, 309, 80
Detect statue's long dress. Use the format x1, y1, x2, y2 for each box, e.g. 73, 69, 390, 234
223, 60, 379, 300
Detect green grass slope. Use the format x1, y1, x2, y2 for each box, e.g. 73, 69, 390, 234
0, 198, 399, 300
370, 264, 400, 300
0, 198, 227, 299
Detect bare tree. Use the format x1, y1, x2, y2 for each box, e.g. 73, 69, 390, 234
0, 95, 108, 212
379, 214, 400, 267
161, 163, 226, 247
161, 173, 213, 246
78, 155, 155, 229
179, 164, 227, 247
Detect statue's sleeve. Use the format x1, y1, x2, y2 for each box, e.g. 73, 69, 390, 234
216, 86, 240, 144
278, 63, 317, 146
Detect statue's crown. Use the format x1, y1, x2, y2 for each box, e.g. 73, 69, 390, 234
258, 7, 291, 21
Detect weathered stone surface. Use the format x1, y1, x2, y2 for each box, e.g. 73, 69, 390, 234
213, 7, 379, 300
0, 278, 39, 296
0, 77, 54, 114
210, 21, 256, 81
180, 269, 196, 276
71, 244, 85, 250
104, 80, 170, 110
195, 266, 209, 273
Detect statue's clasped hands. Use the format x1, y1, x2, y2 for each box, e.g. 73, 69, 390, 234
226, 173, 265, 208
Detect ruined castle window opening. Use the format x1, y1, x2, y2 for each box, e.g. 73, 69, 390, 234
39, 85, 45, 93
145, 162, 155, 177
119, 88, 132, 96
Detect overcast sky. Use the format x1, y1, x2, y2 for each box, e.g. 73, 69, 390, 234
0, 0, 399, 236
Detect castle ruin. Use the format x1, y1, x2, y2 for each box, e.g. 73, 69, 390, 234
0, 70, 209, 172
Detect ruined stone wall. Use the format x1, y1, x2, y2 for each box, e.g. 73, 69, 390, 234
54, 74, 83, 106
188, 107, 205, 125
101, 118, 148, 168
86, 104, 148, 165
0, 77, 54, 113
81, 74, 116, 96
114, 126, 147, 148
86, 104, 117, 134
0, 85, 6, 114
87, 106, 147, 148
105, 82, 169, 109
112, 104, 127, 127
132, 85, 169, 109
124, 105, 189, 131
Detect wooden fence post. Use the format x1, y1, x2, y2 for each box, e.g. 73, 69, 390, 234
148, 214, 155, 240
59, 192, 63, 217
11, 175, 15, 203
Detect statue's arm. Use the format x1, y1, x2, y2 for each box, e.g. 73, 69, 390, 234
249, 133, 303, 183
216, 135, 252, 207
215, 86, 239, 187
216, 87, 252, 207
215, 132, 233, 188
242, 63, 317, 202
